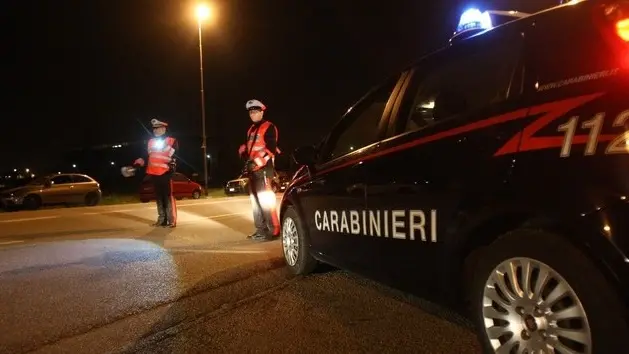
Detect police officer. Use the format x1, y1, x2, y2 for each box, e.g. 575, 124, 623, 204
134, 118, 179, 227
239, 99, 281, 241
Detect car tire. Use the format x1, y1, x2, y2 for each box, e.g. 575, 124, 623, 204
23, 195, 41, 210
84, 192, 100, 206
192, 190, 201, 199
281, 206, 318, 275
466, 228, 628, 354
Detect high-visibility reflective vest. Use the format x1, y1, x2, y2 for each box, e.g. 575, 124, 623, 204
146, 136, 176, 175
246, 121, 280, 171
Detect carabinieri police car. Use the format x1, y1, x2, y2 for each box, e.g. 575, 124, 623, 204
279, 1, 629, 353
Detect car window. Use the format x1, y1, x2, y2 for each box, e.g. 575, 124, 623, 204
320, 74, 401, 162
72, 175, 92, 183
51, 175, 72, 185
403, 38, 520, 133
172, 173, 188, 182
528, 11, 618, 89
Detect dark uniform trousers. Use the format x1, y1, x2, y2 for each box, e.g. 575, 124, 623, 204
248, 167, 280, 236
151, 172, 177, 225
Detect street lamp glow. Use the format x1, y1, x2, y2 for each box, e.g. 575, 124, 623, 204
195, 4, 212, 21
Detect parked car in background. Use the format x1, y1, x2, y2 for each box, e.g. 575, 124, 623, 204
224, 174, 249, 196
0, 173, 102, 210
139, 172, 203, 203
276, 171, 291, 192
224, 171, 289, 196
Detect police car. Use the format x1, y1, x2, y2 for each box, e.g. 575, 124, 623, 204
279, 1, 629, 352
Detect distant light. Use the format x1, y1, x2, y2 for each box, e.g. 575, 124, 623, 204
72, 164, 77, 168
25, 168, 30, 173
456, 8, 493, 34
31, 174, 35, 178
604, 225, 611, 232
13, 169, 17, 172
110, 161, 115, 165
58, 172, 61, 174
206, 154, 211, 159
420, 101, 435, 109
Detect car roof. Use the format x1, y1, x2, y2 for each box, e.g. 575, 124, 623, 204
47, 173, 92, 178
402, 1, 579, 72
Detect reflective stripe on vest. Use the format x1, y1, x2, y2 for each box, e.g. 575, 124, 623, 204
246, 121, 279, 170
147, 136, 176, 175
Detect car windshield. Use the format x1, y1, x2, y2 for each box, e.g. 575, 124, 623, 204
27, 176, 48, 185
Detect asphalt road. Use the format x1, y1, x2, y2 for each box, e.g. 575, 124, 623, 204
0, 196, 481, 354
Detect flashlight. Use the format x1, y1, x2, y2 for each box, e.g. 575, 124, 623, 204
152, 139, 164, 149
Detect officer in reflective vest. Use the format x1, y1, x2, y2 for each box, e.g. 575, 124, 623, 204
133, 118, 178, 227
238, 99, 281, 241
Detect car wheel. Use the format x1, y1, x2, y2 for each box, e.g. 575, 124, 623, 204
23, 195, 41, 210
84, 192, 100, 206
192, 190, 201, 199
466, 229, 627, 354
281, 206, 318, 275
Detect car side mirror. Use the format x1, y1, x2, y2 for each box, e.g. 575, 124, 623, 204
293, 145, 317, 166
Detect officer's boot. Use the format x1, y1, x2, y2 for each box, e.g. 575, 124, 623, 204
154, 197, 166, 226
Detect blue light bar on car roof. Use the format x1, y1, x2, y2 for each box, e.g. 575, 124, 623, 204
456, 8, 493, 34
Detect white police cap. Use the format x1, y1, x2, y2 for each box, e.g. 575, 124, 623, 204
245, 99, 266, 111
151, 118, 168, 128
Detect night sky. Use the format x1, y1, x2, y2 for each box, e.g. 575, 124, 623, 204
3, 0, 560, 171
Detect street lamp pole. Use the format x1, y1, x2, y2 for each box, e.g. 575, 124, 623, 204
197, 18, 209, 195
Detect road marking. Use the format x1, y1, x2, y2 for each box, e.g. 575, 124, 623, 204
83, 209, 135, 215
211, 212, 249, 219
174, 212, 250, 225
80, 198, 250, 215
0, 216, 58, 223
0, 240, 24, 245
178, 198, 250, 207
173, 249, 268, 254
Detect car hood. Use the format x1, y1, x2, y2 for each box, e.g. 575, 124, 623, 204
228, 178, 247, 183
2, 185, 41, 195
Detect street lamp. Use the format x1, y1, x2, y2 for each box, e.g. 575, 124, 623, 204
195, 3, 213, 195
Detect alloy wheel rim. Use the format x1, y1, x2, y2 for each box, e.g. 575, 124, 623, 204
482, 257, 591, 353
282, 217, 299, 266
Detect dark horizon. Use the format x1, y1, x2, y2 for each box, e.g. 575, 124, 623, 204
2, 0, 561, 176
